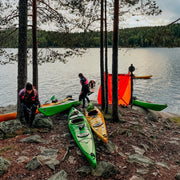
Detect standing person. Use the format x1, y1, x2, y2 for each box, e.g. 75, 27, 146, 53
78, 73, 90, 108
19, 82, 40, 127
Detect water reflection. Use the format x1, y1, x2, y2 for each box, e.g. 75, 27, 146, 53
0, 48, 180, 114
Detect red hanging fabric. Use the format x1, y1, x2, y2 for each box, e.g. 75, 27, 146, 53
98, 73, 131, 106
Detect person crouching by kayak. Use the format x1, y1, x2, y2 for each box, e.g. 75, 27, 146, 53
78, 73, 90, 108
19, 82, 40, 127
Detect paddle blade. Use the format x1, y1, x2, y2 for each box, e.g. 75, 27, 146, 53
87, 102, 94, 112
66, 95, 72, 99
50, 95, 55, 101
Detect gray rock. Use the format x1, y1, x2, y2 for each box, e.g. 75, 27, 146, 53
26, 156, 42, 170
16, 156, 29, 163
20, 135, 47, 143
175, 173, 180, 180
168, 141, 179, 145
127, 154, 154, 166
146, 112, 159, 122
0, 157, 10, 177
76, 166, 92, 177
92, 161, 119, 178
118, 152, 126, 158
33, 114, 53, 129
0, 129, 5, 139
136, 168, 149, 175
61, 132, 71, 139
0, 119, 22, 139
130, 175, 144, 180
48, 170, 67, 180
68, 156, 76, 164
170, 137, 180, 141
140, 144, 149, 151
132, 145, 145, 155
37, 147, 59, 171
45, 159, 60, 171
155, 162, 169, 169
39, 147, 59, 156
176, 160, 180, 165
98, 140, 118, 154
132, 106, 148, 115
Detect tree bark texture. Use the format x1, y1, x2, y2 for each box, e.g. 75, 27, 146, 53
33, 0, 38, 90
104, 0, 109, 114
100, 0, 105, 111
17, 0, 28, 116
112, 0, 119, 122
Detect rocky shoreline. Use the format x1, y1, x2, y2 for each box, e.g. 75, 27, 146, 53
0, 102, 180, 180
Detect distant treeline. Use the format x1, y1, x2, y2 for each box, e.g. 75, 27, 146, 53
1, 24, 180, 48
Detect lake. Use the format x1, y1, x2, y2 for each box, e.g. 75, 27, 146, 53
0, 48, 180, 115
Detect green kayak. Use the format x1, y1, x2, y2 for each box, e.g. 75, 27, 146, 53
133, 100, 168, 111
68, 107, 97, 168
38, 100, 80, 116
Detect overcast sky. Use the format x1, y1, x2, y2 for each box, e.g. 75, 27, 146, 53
2, 0, 180, 29
125, 0, 180, 27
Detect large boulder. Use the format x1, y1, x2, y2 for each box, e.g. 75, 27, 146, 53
91, 161, 119, 178
33, 114, 53, 129
0, 119, 22, 139
0, 157, 11, 177
26, 157, 42, 171
37, 147, 60, 171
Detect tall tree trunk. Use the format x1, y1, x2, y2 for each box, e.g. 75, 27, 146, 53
112, 0, 119, 122
104, 0, 109, 114
17, 0, 28, 116
32, 0, 38, 89
100, 0, 105, 111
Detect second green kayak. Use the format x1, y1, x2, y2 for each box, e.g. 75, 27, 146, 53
68, 107, 97, 168
38, 100, 80, 116
133, 100, 167, 111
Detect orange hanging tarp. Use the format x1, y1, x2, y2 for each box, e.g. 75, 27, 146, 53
98, 74, 131, 106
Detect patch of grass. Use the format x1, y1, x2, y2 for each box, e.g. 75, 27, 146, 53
104, 113, 112, 121
0, 144, 14, 153
4, 133, 17, 139
104, 109, 112, 121
170, 117, 180, 125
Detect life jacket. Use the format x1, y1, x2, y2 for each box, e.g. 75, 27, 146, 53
22, 88, 37, 103
80, 77, 88, 86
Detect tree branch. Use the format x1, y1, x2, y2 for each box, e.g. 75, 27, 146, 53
167, 18, 180, 27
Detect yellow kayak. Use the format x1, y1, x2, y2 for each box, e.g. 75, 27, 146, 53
134, 75, 152, 79
85, 106, 108, 144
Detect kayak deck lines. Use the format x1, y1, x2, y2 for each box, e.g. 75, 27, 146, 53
68, 107, 97, 168
85, 106, 108, 144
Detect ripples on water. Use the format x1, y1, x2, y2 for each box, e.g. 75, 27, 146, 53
0, 48, 180, 115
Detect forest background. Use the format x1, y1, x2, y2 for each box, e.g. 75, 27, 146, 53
1, 24, 180, 48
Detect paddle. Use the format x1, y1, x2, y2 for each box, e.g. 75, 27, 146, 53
53, 95, 73, 105
44, 95, 56, 104
88, 91, 94, 96
50, 95, 56, 101
43, 95, 72, 105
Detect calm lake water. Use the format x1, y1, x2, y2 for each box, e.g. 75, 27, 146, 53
0, 48, 180, 115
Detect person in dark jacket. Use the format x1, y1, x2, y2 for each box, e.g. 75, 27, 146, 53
19, 82, 40, 127
78, 73, 90, 108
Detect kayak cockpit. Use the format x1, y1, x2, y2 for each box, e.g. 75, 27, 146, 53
88, 110, 98, 117
71, 117, 84, 124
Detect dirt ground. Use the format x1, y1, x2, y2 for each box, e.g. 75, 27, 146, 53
0, 103, 180, 180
